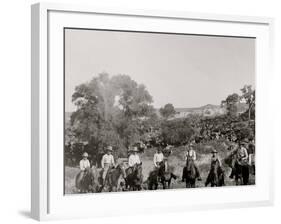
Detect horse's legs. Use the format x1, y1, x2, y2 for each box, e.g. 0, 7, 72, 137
168, 179, 171, 189
242, 166, 249, 185
192, 180, 196, 188
186, 180, 190, 188
162, 181, 166, 189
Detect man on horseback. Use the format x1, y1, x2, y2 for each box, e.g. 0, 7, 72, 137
101, 146, 115, 185
153, 147, 164, 169
248, 138, 255, 175
126, 147, 141, 177
76, 152, 91, 192
229, 140, 249, 184
182, 142, 202, 181
80, 152, 91, 171
128, 147, 141, 169
205, 148, 224, 187
237, 140, 249, 165
125, 147, 143, 190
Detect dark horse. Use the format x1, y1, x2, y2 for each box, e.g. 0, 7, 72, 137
225, 153, 249, 185
148, 161, 177, 190
75, 167, 100, 193
182, 158, 197, 188
147, 169, 159, 190
125, 163, 143, 191
101, 163, 126, 192
205, 159, 225, 187
158, 161, 177, 189
233, 161, 249, 185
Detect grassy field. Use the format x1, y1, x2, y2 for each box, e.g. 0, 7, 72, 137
65, 141, 255, 194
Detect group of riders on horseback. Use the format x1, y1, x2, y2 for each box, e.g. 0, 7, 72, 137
75, 138, 255, 193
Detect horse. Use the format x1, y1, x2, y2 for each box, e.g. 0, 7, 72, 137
205, 159, 225, 187
75, 167, 100, 193
225, 152, 249, 185
157, 161, 177, 189
182, 158, 197, 188
234, 161, 249, 185
147, 169, 159, 190
125, 163, 143, 191
100, 163, 126, 192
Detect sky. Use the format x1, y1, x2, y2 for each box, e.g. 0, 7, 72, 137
65, 29, 255, 112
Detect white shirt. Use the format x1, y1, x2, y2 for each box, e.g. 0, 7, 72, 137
128, 154, 141, 167
101, 154, 115, 168
79, 159, 90, 171
185, 149, 196, 161
153, 152, 164, 167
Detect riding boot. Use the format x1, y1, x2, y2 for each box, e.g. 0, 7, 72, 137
229, 168, 235, 179
195, 166, 202, 181
182, 167, 186, 182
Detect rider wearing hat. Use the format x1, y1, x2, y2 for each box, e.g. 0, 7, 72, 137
101, 146, 115, 183
182, 142, 202, 181
153, 147, 164, 169
237, 140, 249, 166
128, 147, 141, 167
210, 148, 222, 167
229, 139, 249, 179
80, 152, 91, 171
77, 152, 91, 186
126, 147, 141, 176
205, 147, 223, 186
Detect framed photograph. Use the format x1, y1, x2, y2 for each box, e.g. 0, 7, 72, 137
31, 2, 274, 221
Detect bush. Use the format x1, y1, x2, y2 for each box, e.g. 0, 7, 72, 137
161, 118, 194, 146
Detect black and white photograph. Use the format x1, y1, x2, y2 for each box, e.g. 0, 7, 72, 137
64, 28, 256, 194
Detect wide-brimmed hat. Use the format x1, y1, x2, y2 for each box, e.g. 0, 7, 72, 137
82, 152, 89, 157
156, 147, 162, 151
106, 146, 113, 151
188, 142, 195, 149
131, 146, 138, 152
211, 149, 218, 153
239, 140, 248, 145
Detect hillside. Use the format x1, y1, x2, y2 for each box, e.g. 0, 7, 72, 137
65, 103, 248, 122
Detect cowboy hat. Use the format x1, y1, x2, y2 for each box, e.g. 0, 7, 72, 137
131, 146, 138, 152
106, 146, 113, 151
82, 152, 89, 157
211, 149, 218, 153
189, 142, 195, 147
239, 140, 248, 145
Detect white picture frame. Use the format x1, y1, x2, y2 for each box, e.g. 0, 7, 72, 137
31, 2, 274, 221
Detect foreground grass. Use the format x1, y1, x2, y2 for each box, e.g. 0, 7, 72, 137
65, 141, 255, 194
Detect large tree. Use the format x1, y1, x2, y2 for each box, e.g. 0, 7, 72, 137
159, 103, 176, 118
67, 73, 156, 160
221, 93, 240, 118
240, 85, 255, 120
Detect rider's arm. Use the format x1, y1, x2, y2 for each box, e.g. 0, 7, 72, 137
193, 151, 196, 161
79, 160, 85, 171
153, 154, 157, 167
244, 148, 249, 159
137, 155, 141, 164
101, 155, 105, 169
184, 152, 187, 161
248, 154, 252, 165
218, 157, 222, 167
128, 155, 133, 167
111, 155, 115, 166
86, 160, 91, 168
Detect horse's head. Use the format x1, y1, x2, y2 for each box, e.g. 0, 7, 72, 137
81, 167, 98, 192
134, 163, 143, 181
158, 161, 166, 172
186, 157, 194, 168
116, 163, 126, 178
